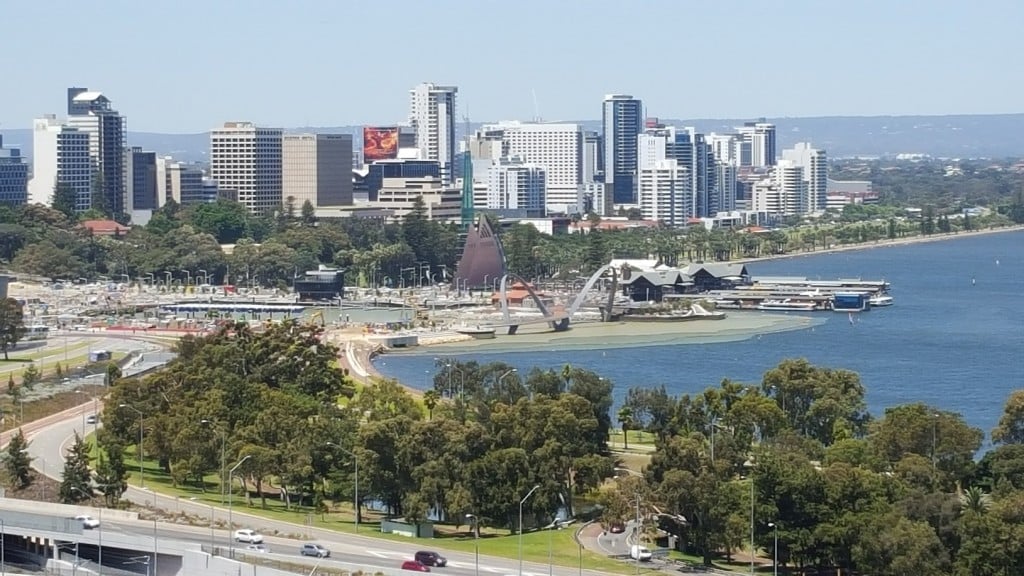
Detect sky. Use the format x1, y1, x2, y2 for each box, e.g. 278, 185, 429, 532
4, 0, 1023, 133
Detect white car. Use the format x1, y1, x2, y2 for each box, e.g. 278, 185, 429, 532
233, 529, 264, 544
246, 544, 269, 553
76, 515, 100, 529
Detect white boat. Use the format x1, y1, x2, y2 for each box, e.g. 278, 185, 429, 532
757, 299, 817, 312
869, 294, 894, 307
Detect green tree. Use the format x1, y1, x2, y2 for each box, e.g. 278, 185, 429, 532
21, 363, 40, 389
617, 406, 634, 450
992, 389, 1024, 445
423, 389, 440, 420
93, 438, 130, 506
0, 297, 26, 360
59, 432, 93, 503
52, 181, 79, 219
90, 171, 110, 217
4, 428, 33, 488
301, 199, 317, 225
187, 199, 250, 244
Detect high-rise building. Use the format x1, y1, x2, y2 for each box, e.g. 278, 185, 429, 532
124, 147, 157, 212
159, 159, 208, 205
781, 142, 828, 213
713, 162, 738, 214
736, 121, 776, 167
477, 121, 584, 214
28, 115, 92, 210
638, 160, 690, 226
0, 135, 28, 205
282, 133, 354, 208
66, 88, 127, 214
707, 133, 738, 166
210, 122, 283, 214
409, 83, 457, 184
751, 160, 804, 215
639, 125, 715, 218
582, 131, 603, 184
361, 159, 441, 202
602, 94, 643, 204
486, 156, 546, 217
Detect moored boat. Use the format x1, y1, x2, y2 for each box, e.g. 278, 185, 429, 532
757, 299, 817, 312
869, 294, 894, 307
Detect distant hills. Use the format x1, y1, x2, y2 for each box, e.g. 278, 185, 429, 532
3, 114, 1023, 164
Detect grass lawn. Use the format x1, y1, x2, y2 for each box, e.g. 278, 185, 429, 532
608, 430, 656, 449
116, 448, 655, 574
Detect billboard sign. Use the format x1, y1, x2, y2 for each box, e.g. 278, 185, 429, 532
363, 126, 399, 162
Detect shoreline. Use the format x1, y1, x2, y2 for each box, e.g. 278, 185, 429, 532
733, 224, 1024, 266
337, 224, 1023, 387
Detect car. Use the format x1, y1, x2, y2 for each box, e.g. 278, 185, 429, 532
414, 551, 447, 567
401, 560, 431, 572
609, 522, 625, 534
85, 414, 98, 424
300, 543, 330, 558
629, 545, 653, 562
233, 529, 263, 544
245, 544, 269, 553
75, 515, 100, 529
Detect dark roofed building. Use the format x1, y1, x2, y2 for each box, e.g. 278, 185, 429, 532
294, 267, 344, 301
682, 263, 750, 292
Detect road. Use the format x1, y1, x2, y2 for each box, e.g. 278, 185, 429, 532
27, 413, 610, 576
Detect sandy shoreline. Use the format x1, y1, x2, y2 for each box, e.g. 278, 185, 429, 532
336, 224, 1023, 383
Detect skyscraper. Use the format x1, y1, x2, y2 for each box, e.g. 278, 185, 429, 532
781, 142, 828, 213
638, 160, 690, 226
282, 133, 354, 208
210, 122, 283, 214
29, 115, 92, 210
639, 125, 715, 218
736, 121, 777, 167
124, 147, 157, 212
409, 83, 458, 184
0, 135, 28, 205
602, 94, 643, 204
486, 156, 546, 217
66, 88, 127, 214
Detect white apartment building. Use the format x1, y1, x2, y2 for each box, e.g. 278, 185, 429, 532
781, 142, 828, 213
210, 122, 283, 214
714, 163, 738, 214
282, 133, 353, 208
486, 156, 546, 216
736, 122, 777, 167
409, 83, 457, 184
751, 161, 805, 215
638, 160, 691, 227
479, 121, 584, 214
28, 115, 92, 211
374, 177, 461, 223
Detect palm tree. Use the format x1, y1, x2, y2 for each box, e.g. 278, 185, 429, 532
959, 486, 992, 515
423, 390, 440, 420
618, 406, 635, 450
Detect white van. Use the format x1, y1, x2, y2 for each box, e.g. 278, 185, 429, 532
629, 545, 653, 562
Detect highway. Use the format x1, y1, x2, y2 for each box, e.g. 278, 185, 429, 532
27, 412, 611, 576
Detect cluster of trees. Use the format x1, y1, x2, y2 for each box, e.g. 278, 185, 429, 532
601, 358, 1024, 575
100, 323, 617, 528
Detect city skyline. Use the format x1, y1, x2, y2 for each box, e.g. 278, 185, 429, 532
4, 0, 1022, 133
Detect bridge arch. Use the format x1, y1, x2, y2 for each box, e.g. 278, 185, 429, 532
568, 265, 619, 318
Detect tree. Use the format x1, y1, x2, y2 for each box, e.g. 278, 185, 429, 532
52, 181, 79, 219
94, 438, 130, 506
992, 390, 1024, 445
4, 428, 33, 488
59, 432, 93, 503
423, 389, 440, 420
0, 297, 26, 360
21, 364, 40, 389
301, 200, 317, 226
618, 406, 634, 450
90, 170, 110, 217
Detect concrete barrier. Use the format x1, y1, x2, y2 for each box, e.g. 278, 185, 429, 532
0, 497, 139, 522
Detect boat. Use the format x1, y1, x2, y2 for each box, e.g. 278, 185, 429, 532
455, 325, 496, 339
623, 308, 727, 322
869, 294, 894, 307
757, 299, 817, 312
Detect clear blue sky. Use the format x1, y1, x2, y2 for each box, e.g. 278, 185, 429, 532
4, 0, 1022, 133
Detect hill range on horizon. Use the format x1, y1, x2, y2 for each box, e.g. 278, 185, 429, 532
3, 113, 1024, 164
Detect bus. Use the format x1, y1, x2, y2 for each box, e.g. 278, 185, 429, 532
24, 325, 49, 341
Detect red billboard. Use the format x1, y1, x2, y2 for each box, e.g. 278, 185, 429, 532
363, 126, 399, 162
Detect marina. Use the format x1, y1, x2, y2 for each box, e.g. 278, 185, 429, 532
708, 276, 892, 312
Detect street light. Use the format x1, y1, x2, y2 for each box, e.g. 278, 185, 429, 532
326, 442, 359, 532
200, 419, 227, 504
465, 514, 480, 576
2, 517, 5, 576
518, 484, 541, 576
118, 404, 144, 488
499, 368, 519, 403
768, 522, 778, 576
227, 454, 252, 559
180, 269, 191, 286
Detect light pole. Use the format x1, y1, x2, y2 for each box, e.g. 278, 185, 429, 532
768, 522, 778, 576
1, 517, 5, 576
227, 454, 251, 559
634, 494, 641, 576
326, 442, 359, 532
932, 412, 939, 476
201, 419, 227, 504
466, 514, 480, 576
118, 404, 144, 488
181, 269, 191, 286
190, 497, 215, 551
548, 517, 562, 576
518, 484, 541, 576
500, 368, 519, 403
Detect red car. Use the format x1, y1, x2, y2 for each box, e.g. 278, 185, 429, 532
402, 560, 431, 572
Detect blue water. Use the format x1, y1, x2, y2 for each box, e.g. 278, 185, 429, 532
375, 231, 1024, 439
